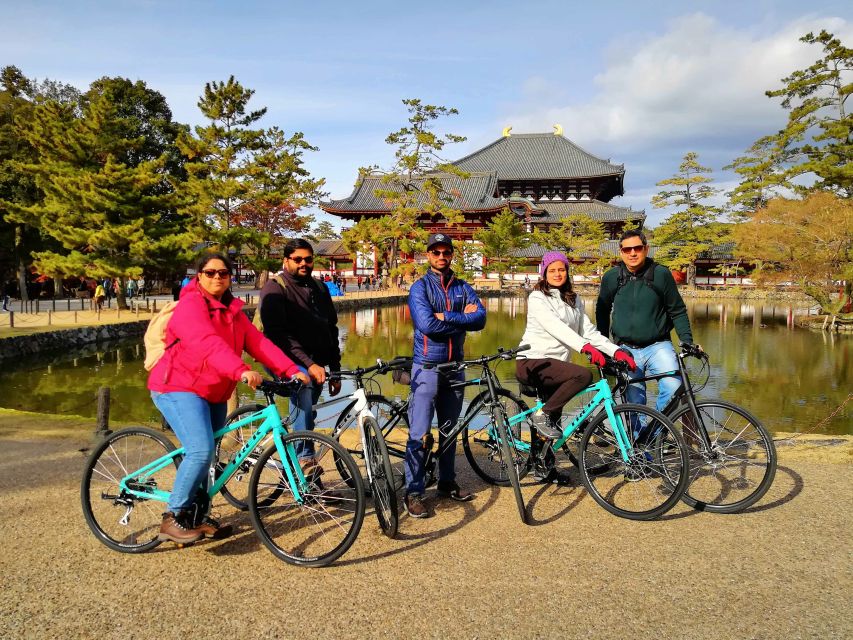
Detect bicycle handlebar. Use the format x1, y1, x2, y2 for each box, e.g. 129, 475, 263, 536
257, 378, 303, 396
423, 344, 531, 373
331, 355, 414, 380
679, 343, 707, 360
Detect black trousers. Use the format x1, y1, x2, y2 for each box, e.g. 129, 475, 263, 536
515, 358, 592, 421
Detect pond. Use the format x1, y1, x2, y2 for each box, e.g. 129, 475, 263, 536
0, 297, 849, 435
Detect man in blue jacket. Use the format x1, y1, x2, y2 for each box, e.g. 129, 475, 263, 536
404, 233, 487, 518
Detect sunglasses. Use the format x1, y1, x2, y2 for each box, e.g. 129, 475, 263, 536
287, 255, 314, 264
429, 249, 453, 257
200, 269, 231, 279
620, 244, 646, 254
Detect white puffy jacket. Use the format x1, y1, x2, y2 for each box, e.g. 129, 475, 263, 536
517, 289, 618, 362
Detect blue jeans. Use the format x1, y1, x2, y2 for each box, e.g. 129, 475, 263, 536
405, 364, 465, 496
623, 341, 682, 413
290, 366, 323, 459
152, 392, 226, 513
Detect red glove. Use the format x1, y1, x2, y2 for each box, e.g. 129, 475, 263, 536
614, 348, 637, 371
580, 344, 606, 368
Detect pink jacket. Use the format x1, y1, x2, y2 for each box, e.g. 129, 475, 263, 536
148, 282, 301, 403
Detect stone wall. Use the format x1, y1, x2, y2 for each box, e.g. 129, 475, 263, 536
0, 321, 150, 361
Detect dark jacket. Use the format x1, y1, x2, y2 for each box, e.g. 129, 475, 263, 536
259, 270, 341, 371
409, 269, 486, 364
595, 259, 693, 347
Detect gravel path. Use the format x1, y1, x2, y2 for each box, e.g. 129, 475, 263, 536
1, 426, 850, 640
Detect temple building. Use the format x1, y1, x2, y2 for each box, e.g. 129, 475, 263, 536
319, 127, 645, 276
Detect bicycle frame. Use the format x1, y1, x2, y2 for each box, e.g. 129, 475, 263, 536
118, 402, 313, 505
505, 377, 633, 463
614, 352, 714, 451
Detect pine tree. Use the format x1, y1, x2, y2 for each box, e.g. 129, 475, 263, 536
651, 152, 723, 285
532, 213, 608, 277
474, 208, 529, 288
729, 30, 852, 208
177, 78, 322, 283
342, 98, 467, 286
176, 76, 267, 250
3, 86, 197, 308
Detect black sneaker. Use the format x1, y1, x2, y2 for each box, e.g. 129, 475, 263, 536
530, 412, 562, 439
436, 482, 474, 502
403, 493, 430, 518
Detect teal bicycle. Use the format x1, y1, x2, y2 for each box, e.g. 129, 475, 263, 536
467, 348, 691, 520
81, 379, 366, 567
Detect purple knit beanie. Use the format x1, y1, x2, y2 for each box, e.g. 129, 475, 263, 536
539, 251, 570, 277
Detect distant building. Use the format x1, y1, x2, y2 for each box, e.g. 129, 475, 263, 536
320, 128, 645, 277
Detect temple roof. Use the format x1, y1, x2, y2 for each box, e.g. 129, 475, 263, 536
534, 200, 645, 224
321, 171, 506, 213
452, 133, 624, 181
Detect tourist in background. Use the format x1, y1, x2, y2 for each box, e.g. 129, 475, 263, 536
148, 251, 308, 544
516, 251, 635, 482
595, 229, 698, 413
404, 233, 486, 518
93, 282, 106, 310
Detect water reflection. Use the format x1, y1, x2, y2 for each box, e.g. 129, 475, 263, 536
0, 297, 848, 435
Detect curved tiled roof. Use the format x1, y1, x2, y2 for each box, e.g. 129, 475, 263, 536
536, 200, 645, 224
321, 171, 505, 213
453, 133, 624, 180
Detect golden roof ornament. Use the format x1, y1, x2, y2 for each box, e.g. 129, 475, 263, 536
502, 126, 512, 137
553, 124, 563, 136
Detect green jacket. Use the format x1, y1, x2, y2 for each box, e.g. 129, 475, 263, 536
595, 260, 693, 347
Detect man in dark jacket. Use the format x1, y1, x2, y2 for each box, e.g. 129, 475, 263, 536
595, 229, 696, 413
404, 233, 486, 518
260, 238, 341, 463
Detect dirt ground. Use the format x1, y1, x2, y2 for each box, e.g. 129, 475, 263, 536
1, 412, 850, 640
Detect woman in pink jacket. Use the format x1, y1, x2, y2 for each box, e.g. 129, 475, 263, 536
148, 252, 308, 545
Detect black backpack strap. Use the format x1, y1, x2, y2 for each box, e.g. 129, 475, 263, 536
615, 260, 665, 304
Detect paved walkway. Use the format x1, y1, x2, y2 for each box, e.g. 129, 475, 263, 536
0, 413, 850, 640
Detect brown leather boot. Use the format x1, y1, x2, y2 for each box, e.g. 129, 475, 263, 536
195, 516, 234, 540
158, 512, 203, 544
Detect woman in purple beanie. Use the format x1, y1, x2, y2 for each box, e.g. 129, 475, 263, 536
515, 250, 636, 483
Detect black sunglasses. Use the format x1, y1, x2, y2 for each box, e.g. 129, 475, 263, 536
287, 255, 314, 264
430, 249, 453, 257
200, 269, 231, 278
620, 244, 646, 254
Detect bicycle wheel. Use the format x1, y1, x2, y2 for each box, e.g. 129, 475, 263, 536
363, 415, 398, 538
462, 389, 531, 485
493, 406, 527, 524
81, 427, 180, 553
671, 399, 777, 513
248, 431, 365, 567
579, 404, 689, 520
332, 394, 408, 488
216, 403, 268, 511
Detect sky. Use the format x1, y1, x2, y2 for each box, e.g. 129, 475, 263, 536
2, 0, 851, 228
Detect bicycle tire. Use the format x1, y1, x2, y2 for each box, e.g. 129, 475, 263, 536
462, 389, 531, 485
670, 399, 777, 513
248, 431, 365, 567
81, 426, 180, 553
331, 394, 408, 489
362, 415, 399, 538
216, 403, 268, 511
493, 406, 527, 524
578, 404, 689, 520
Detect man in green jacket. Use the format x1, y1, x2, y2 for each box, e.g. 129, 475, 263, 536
595, 229, 695, 412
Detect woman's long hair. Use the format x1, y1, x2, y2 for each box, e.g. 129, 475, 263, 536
534, 270, 577, 306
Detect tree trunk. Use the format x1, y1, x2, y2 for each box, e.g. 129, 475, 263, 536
686, 263, 697, 287
15, 225, 28, 303
53, 276, 63, 299
256, 270, 269, 289
116, 276, 128, 310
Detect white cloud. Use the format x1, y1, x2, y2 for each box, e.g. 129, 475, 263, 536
504, 13, 853, 153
